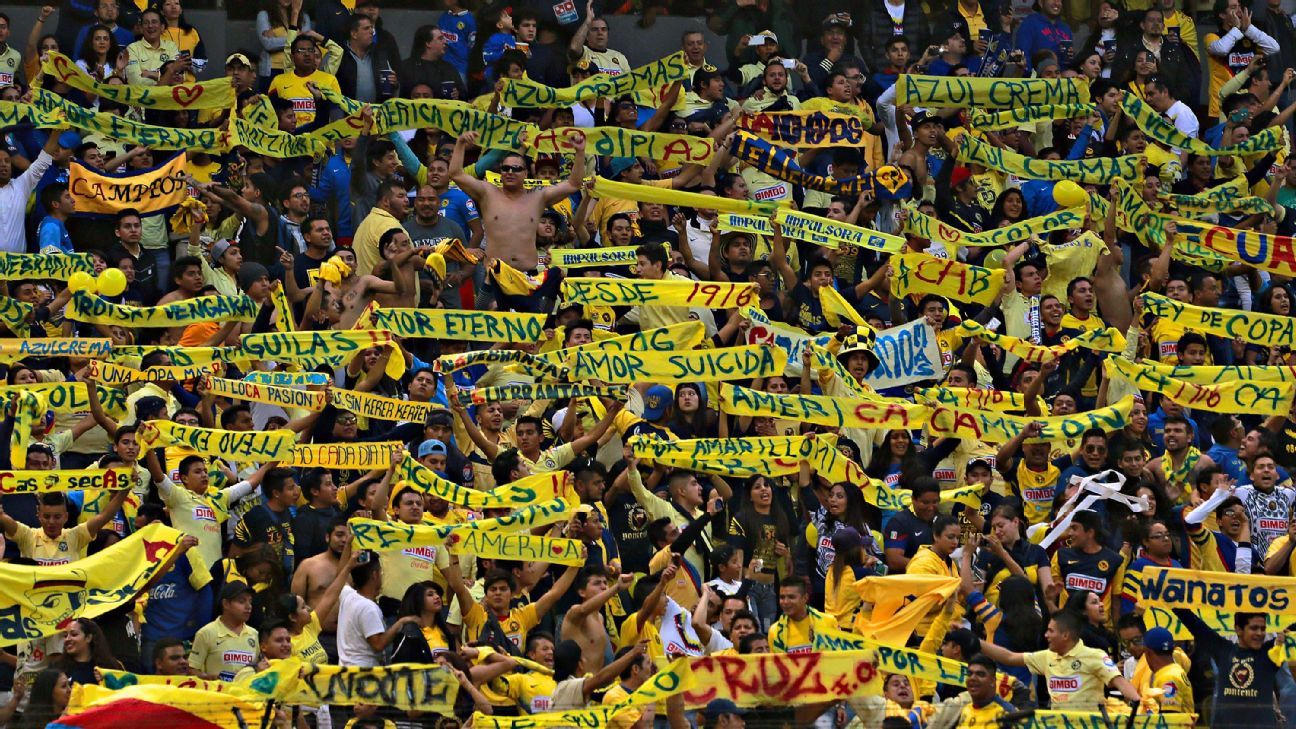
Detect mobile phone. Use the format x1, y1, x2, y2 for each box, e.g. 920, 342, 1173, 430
979, 29, 992, 43
672, 554, 683, 566
357, 550, 372, 564
927, 45, 941, 56
747, 35, 767, 46
713, 497, 725, 511
780, 58, 797, 69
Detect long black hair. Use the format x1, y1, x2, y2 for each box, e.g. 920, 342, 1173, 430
16, 669, 67, 729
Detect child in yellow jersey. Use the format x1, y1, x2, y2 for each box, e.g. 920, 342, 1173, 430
1136, 627, 1193, 714
997, 423, 1065, 526
281, 544, 358, 665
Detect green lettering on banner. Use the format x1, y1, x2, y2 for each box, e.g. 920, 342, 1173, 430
370, 309, 546, 342
957, 134, 1138, 184
895, 75, 1089, 108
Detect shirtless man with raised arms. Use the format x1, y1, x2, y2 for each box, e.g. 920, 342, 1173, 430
448, 130, 586, 272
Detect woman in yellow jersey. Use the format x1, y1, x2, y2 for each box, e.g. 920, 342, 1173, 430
278, 546, 357, 665
158, 0, 206, 81
391, 581, 459, 662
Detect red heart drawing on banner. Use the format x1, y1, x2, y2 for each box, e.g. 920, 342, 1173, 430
172, 84, 204, 107
344, 114, 366, 130
552, 544, 566, 555
51, 54, 75, 83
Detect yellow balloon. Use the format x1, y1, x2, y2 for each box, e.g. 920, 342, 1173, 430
983, 248, 1007, 269
98, 268, 127, 297
67, 271, 94, 293
1053, 180, 1089, 208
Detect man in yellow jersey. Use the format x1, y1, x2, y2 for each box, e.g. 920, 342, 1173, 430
1136, 627, 1193, 713
769, 576, 838, 653
601, 645, 655, 729
268, 35, 342, 128
0, 489, 129, 565
446, 553, 582, 650
937, 655, 1015, 728
143, 450, 277, 570
979, 612, 1141, 711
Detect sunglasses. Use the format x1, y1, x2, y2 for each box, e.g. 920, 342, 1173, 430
499, 164, 526, 173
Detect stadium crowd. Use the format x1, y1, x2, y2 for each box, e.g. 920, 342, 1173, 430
2, 0, 1296, 726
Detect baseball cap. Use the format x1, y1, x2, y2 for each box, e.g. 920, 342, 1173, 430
418, 439, 448, 459
756, 29, 779, 44
831, 526, 864, 554
220, 581, 254, 602
225, 52, 252, 68
967, 456, 994, 471
704, 700, 747, 720
910, 110, 943, 130
1143, 627, 1174, 653
642, 384, 673, 420
822, 14, 851, 29
950, 166, 973, 188
607, 157, 638, 179
208, 239, 235, 267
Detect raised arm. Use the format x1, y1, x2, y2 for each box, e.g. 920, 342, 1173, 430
448, 132, 494, 200
85, 487, 131, 540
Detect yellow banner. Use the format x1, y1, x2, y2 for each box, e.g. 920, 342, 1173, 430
138, 420, 296, 461
0, 523, 181, 645
958, 133, 1139, 184
1173, 220, 1296, 278
1140, 566, 1296, 614
891, 251, 1003, 305
915, 386, 1034, 412
100, 669, 259, 698
549, 246, 639, 269
397, 456, 568, 509
240, 331, 405, 380
680, 651, 882, 706
967, 104, 1096, 131
1130, 362, 1296, 385
1159, 176, 1275, 216
204, 376, 326, 411
1141, 291, 1296, 347
1028, 713, 1194, 728
955, 321, 1126, 364
243, 371, 330, 387
475, 658, 694, 728
903, 206, 1087, 248
34, 89, 231, 152
592, 176, 777, 217
281, 661, 458, 711
443, 530, 585, 565
330, 388, 442, 422
737, 110, 867, 148
895, 75, 1089, 107
0, 338, 110, 362
70, 154, 189, 215
534, 321, 705, 367
229, 115, 329, 159
529, 126, 714, 165
1122, 94, 1282, 157
717, 208, 905, 254
88, 359, 221, 385
0, 252, 94, 280
314, 96, 530, 151
0, 381, 127, 418
282, 442, 401, 470
368, 307, 546, 342
572, 345, 785, 383
69, 291, 258, 327
927, 395, 1136, 443
562, 277, 758, 309
1106, 358, 1295, 416
466, 383, 624, 405
349, 499, 575, 549
719, 384, 930, 430
435, 349, 565, 379
813, 626, 966, 687
66, 683, 266, 729
0, 467, 135, 495
501, 52, 689, 107
43, 52, 234, 109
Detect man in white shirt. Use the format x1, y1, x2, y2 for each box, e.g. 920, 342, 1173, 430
0, 129, 65, 253
336, 553, 419, 667
1145, 77, 1199, 142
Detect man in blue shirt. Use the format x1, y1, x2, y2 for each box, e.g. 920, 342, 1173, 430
36, 182, 74, 255
1207, 415, 1250, 485
1014, 0, 1073, 69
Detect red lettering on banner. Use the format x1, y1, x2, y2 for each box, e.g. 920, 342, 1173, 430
1273, 234, 1296, 274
